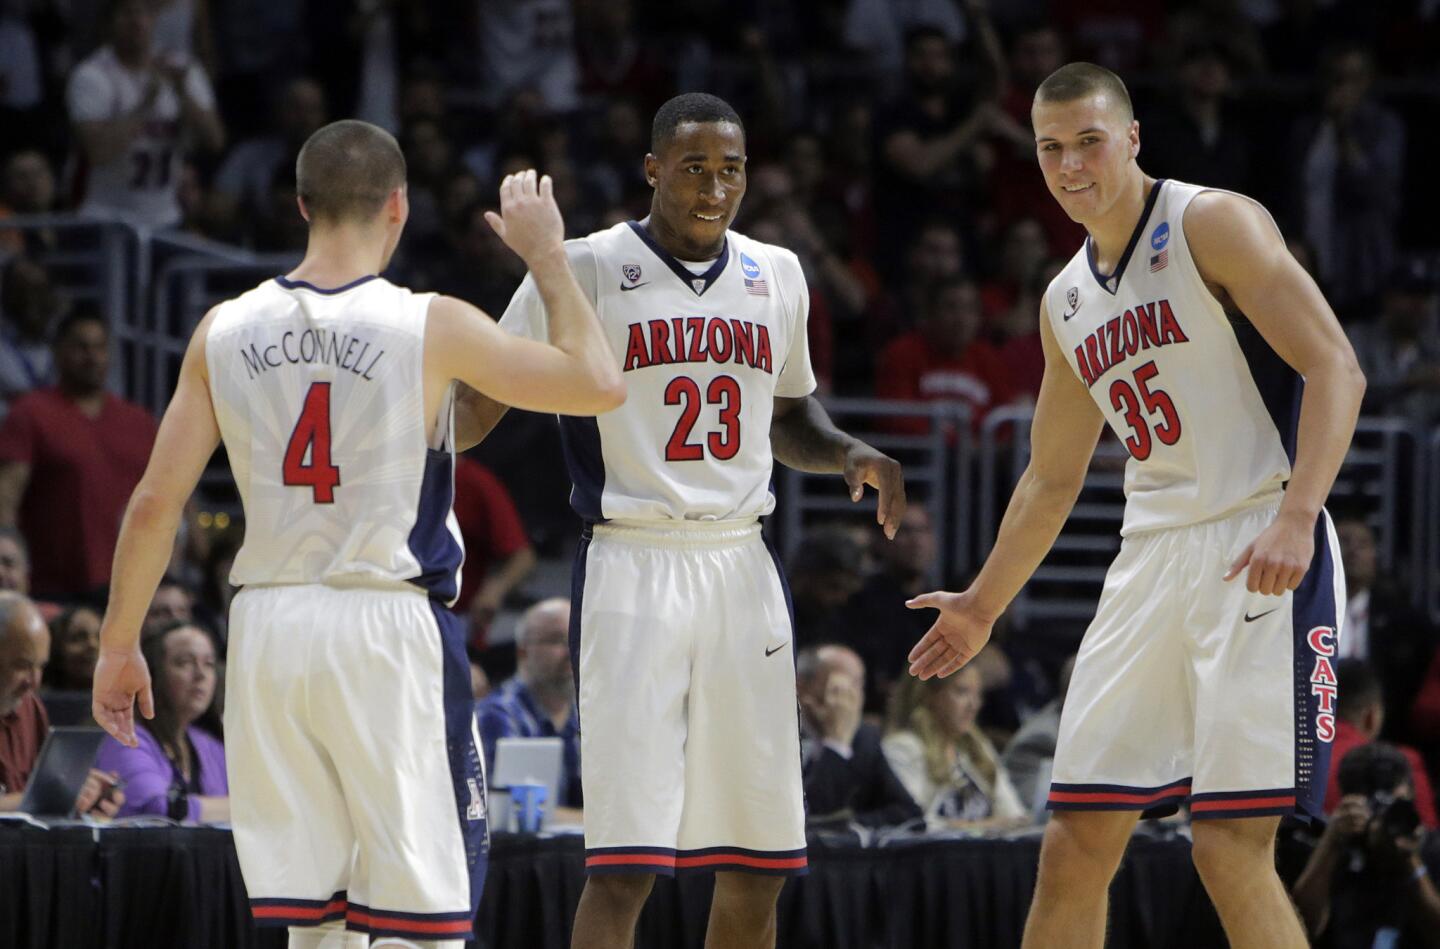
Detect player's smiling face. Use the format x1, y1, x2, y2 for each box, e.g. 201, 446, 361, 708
1032, 93, 1139, 226
644, 121, 747, 259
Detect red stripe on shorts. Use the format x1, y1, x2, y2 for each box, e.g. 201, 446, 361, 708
251, 898, 346, 920
674, 853, 809, 870
346, 910, 472, 935
1048, 785, 1192, 805
1190, 795, 1295, 813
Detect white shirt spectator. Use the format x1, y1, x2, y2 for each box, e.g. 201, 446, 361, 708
66, 47, 216, 229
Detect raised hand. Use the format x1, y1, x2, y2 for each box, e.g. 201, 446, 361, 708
484, 169, 566, 267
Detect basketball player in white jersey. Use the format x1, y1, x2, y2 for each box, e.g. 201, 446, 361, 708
455, 93, 905, 949
906, 65, 1366, 948
90, 120, 624, 949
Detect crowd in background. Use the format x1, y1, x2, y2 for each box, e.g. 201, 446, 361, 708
2, 0, 1440, 944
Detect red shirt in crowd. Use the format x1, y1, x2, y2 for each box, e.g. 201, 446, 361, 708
0, 388, 156, 596
451, 457, 531, 615
0, 692, 48, 794
1324, 718, 1438, 829
874, 331, 1014, 434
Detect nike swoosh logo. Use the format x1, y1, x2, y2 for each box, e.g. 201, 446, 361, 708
619, 282, 649, 292
764, 642, 788, 657
1244, 608, 1280, 623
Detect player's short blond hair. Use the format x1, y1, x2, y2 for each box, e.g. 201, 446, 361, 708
296, 120, 406, 225
1034, 62, 1134, 123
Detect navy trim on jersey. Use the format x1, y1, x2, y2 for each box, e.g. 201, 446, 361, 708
428, 601, 488, 932
274, 274, 380, 295
1291, 513, 1340, 822
1084, 179, 1167, 296
406, 448, 463, 602
1235, 319, 1303, 464
568, 525, 591, 715
627, 219, 730, 296
559, 416, 606, 521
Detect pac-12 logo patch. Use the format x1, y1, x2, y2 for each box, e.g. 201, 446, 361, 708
740, 253, 762, 279
1150, 221, 1170, 252
1063, 285, 1081, 320
621, 263, 642, 284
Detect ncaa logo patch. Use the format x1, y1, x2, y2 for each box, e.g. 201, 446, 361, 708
621, 263, 642, 283
740, 253, 762, 279
1150, 221, 1170, 252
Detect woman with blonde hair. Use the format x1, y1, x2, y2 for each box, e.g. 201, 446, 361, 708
882, 664, 1028, 830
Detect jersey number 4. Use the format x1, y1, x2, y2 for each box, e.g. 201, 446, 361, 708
283, 382, 341, 502
1108, 361, 1182, 461
665, 375, 741, 461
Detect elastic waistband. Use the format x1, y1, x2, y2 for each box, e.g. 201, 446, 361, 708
237, 576, 429, 598
590, 517, 762, 548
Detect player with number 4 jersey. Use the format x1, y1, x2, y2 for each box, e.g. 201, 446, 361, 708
91, 121, 623, 949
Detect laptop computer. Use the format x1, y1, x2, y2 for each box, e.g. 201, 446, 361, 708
18, 726, 107, 818
488, 736, 564, 832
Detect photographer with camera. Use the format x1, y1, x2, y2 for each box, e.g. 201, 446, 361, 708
1292, 742, 1440, 947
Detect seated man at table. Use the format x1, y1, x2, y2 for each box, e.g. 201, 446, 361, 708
476, 598, 582, 821
0, 591, 122, 815
797, 644, 921, 828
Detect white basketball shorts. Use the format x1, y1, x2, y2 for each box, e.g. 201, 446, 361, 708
225, 582, 488, 941
571, 519, 808, 876
1048, 501, 1345, 821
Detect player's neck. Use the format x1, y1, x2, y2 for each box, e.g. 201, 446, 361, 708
288, 229, 386, 289
641, 213, 725, 263
1086, 173, 1156, 274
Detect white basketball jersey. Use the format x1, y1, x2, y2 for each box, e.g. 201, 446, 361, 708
500, 222, 816, 522
206, 275, 464, 602
1044, 180, 1296, 535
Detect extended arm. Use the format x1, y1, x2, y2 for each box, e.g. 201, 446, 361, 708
771, 394, 905, 539
94, 309, 223, 745
907, 303, 1105, 679
1185, 191, 1365, 594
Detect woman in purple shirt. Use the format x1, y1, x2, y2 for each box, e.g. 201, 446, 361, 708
95, 619, 228, 821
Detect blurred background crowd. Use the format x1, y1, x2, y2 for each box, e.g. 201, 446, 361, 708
2, 0, 1440, 944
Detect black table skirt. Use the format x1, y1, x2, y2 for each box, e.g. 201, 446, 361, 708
0, 827, 1222, 948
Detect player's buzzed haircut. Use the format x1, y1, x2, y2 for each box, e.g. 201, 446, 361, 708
1034, 62, 1134, 122
295, 120, 407, 225
650, 93, 745, 154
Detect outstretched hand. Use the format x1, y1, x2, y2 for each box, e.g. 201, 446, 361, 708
843, 443, 905, 540
906, 590, 995, 680
92, 645, 154, 748
485, 169, 566, 267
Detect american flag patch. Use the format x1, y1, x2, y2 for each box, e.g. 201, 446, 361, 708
744, 277, 769, 296
1149, 250, 1168, 272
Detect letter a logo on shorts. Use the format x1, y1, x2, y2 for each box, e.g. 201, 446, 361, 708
466, 778, 486, 821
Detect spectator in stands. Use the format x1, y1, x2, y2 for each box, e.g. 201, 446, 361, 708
144, 577, 194, 635
0, 256, 59, 412
1002, 654, 1076, 814
66, 0, 224, 231
209, 76, 326, 245
797, 643, 920, 828
0, 592, 121, 814
882, 664, 1028, 830
475, 598, 582, 814
0, 310, 157, 600
1335, 516, 1437, 742
0, 150, 58, 256
874, 277, 1012, 433
95, 620, 228, 821
1326, 660, 1437, 828
1141, 41, 1255, 196
872, 26, 1008, 276
428, 199, 530, 317
1292, 742, 1440, 946
1292, 44, 1404, 315
44, 605, 101, 693
978, 217, 1049, 331
476, 0, 579, 113
1348, 259, 1440, 426
840, 503, 939, 716
0, 526, 27, 594
787, 525, 865, 649
452, 456, 536, 648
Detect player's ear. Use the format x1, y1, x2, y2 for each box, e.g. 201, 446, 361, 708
296, 195, 311, 224
1129, 120, 1141, 160
643, 153, 659, 188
